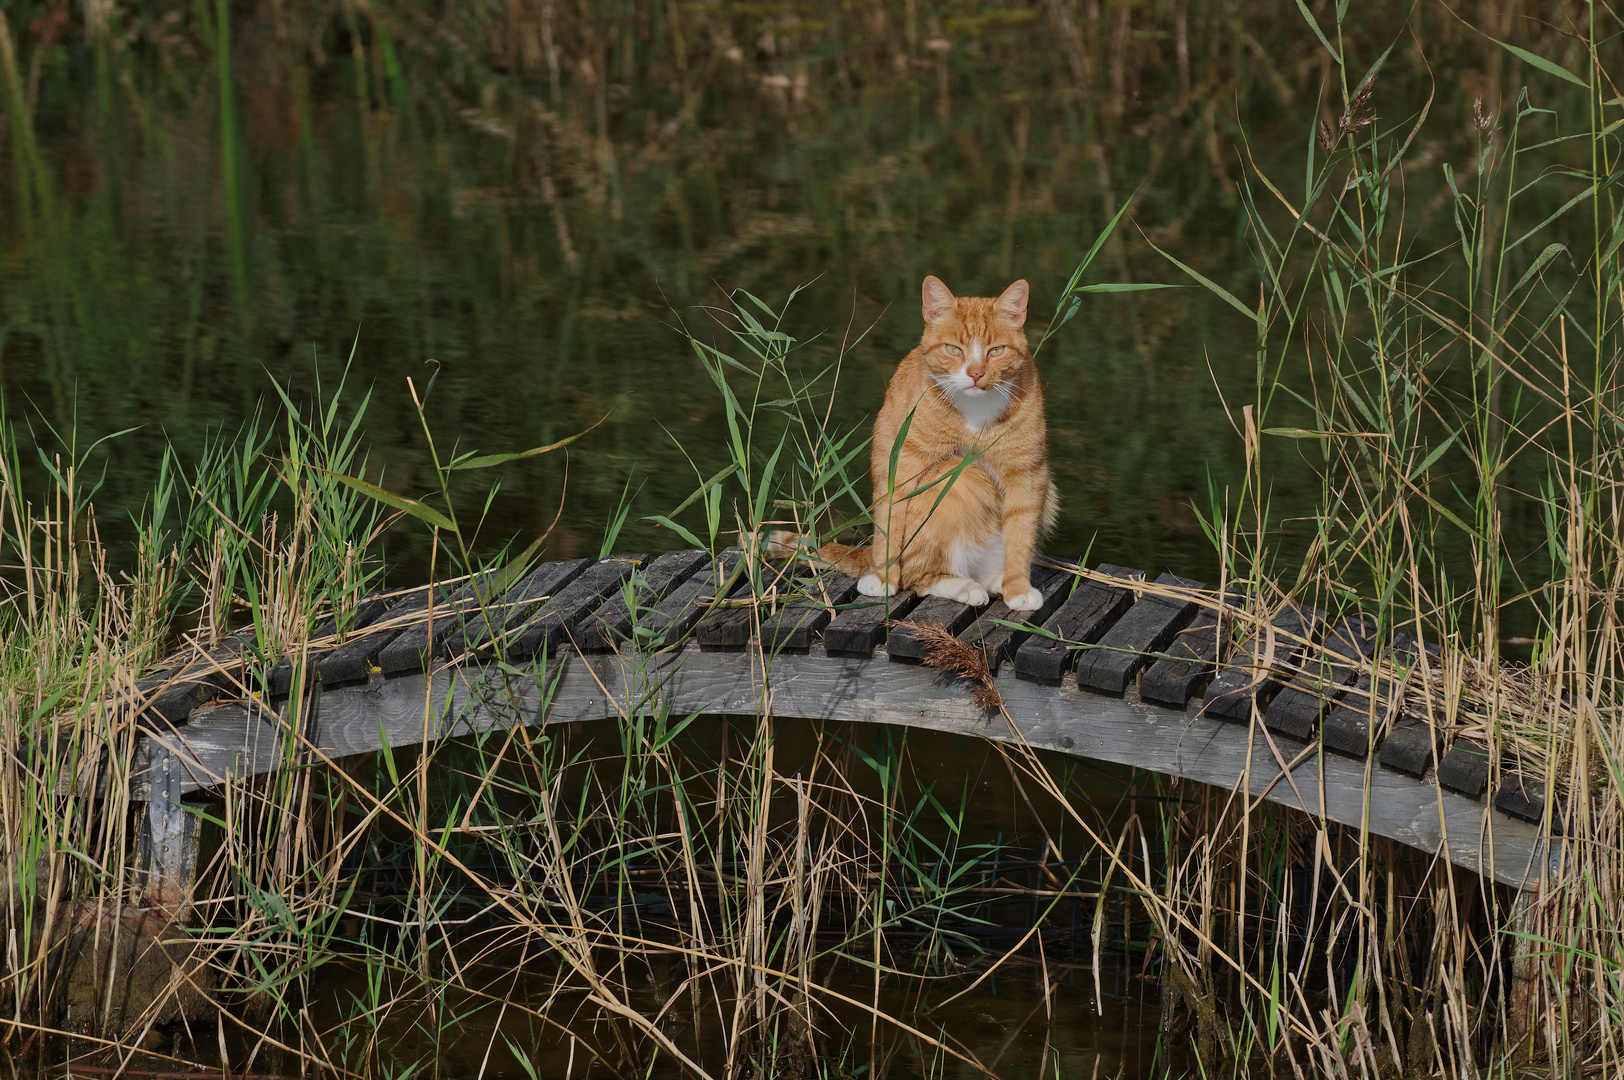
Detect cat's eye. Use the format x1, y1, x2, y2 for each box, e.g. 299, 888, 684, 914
944, 344, 963, 356
988, 346, 1005, 356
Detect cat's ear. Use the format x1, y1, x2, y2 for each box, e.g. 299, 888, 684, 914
922, 276, 957, 324
996, 280, 1030, 328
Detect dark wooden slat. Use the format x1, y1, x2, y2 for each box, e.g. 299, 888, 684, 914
958, 565, 1072, 674
1140, 591, 1245, 709
823, 591, 921, 658
1321, 708, 1377, 759
137, 675, 219, 728
339, 594, 394, 637
645, 549, 745, 650
1378, 717, 1438, 777
695, 555, 796, 651
376, 580, 491, 676
1201, 602, 1323, 723
137, 637, 248, 725
1320, 639, 1419, 759
453, 559, 592, 655
266, 594, 391, 697
1437, 742, 1492, 799
1075, 573, 1202, 696
504, 555, 649, 660
761, 573, 860, 652
317, 589, 434, 685
131, 663, 181, 709
1494, 772, 1546, 824
577, 549, 711, 652
887, 590, 990, 664
1013, 564, 1139, 684
1263, 616, 1379, 741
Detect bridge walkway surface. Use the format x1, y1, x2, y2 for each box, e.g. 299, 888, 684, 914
126, 548, 1562, 906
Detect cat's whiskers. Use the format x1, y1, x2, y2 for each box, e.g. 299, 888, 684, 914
928, 373, 962, 408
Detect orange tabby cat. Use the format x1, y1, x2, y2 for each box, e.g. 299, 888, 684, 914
775, 276, 1058, 610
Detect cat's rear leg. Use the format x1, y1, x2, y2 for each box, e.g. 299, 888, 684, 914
898, 458, 1001, 607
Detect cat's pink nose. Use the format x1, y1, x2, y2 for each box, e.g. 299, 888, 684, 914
967, 368, 984, 384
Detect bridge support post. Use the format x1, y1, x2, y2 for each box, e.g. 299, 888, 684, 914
1506, 882, 1542, 1056
135, 741, 201, 921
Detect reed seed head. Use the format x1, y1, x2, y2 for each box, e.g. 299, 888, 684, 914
893, 619, 1002, 713
1338, 74, 1376, 134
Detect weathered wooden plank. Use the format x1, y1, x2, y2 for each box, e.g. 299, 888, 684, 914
823, 591, 921, 658
1379, 717, 1439, 777
316, 586, 445, 686
1438, 741, 1492, 799
1013, 564, 1139, 684
1075, 573, 1202, 696
1321, 708, 1377, 759
1139, 591, 1245, 708
959, 565, 1073, 674
1263, 616, 1379, 742
649, 549, 745, 650
137, 675, 218, 728
887, 589, 989, 664
504, 555, 648, 660
130, 664, 181, 716
761, 573, 860, 652
143, 648, 1552, 888
451, 559, 591, 655
577, 549, 711, 652
1494, 773, 1546, 824
694, 555, 795, 651
1321, 639, 1419, 759
377, 577, 500, 676
137, 637, 248, 725
1201, 602, 1323, 723
266, 594, 392, 697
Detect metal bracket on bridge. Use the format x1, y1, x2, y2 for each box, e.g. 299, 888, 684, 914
135, 740, 201, 921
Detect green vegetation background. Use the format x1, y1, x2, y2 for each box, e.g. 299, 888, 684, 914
5, 0, 1577, 587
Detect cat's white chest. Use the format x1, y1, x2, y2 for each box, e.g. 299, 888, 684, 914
947, 388, 1010, 433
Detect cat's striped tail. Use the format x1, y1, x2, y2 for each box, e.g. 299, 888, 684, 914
765, 531, 872, 577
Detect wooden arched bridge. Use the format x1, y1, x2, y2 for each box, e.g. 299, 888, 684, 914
129, 548, 1562, 908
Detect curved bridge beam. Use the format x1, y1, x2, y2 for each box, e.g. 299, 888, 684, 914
142, 644, 1553, 889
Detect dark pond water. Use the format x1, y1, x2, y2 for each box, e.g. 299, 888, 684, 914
294, 718, 1188, 1079
2, 0, 1551, 595
1, 0, 1588, 1073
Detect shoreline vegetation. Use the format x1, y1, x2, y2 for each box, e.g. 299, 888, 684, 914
2, 0, 1622, 1077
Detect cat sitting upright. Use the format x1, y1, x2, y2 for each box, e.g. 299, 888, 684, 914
773, 275, 1058, 611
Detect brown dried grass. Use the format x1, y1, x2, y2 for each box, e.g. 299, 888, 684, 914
892, 619, 1003, 713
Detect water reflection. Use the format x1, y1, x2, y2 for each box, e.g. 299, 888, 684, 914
0, 0, 1472, 586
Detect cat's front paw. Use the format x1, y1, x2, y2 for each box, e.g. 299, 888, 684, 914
926, 576, 990, 606
857, 574, 894, 598
1003, 587, 1043, 612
